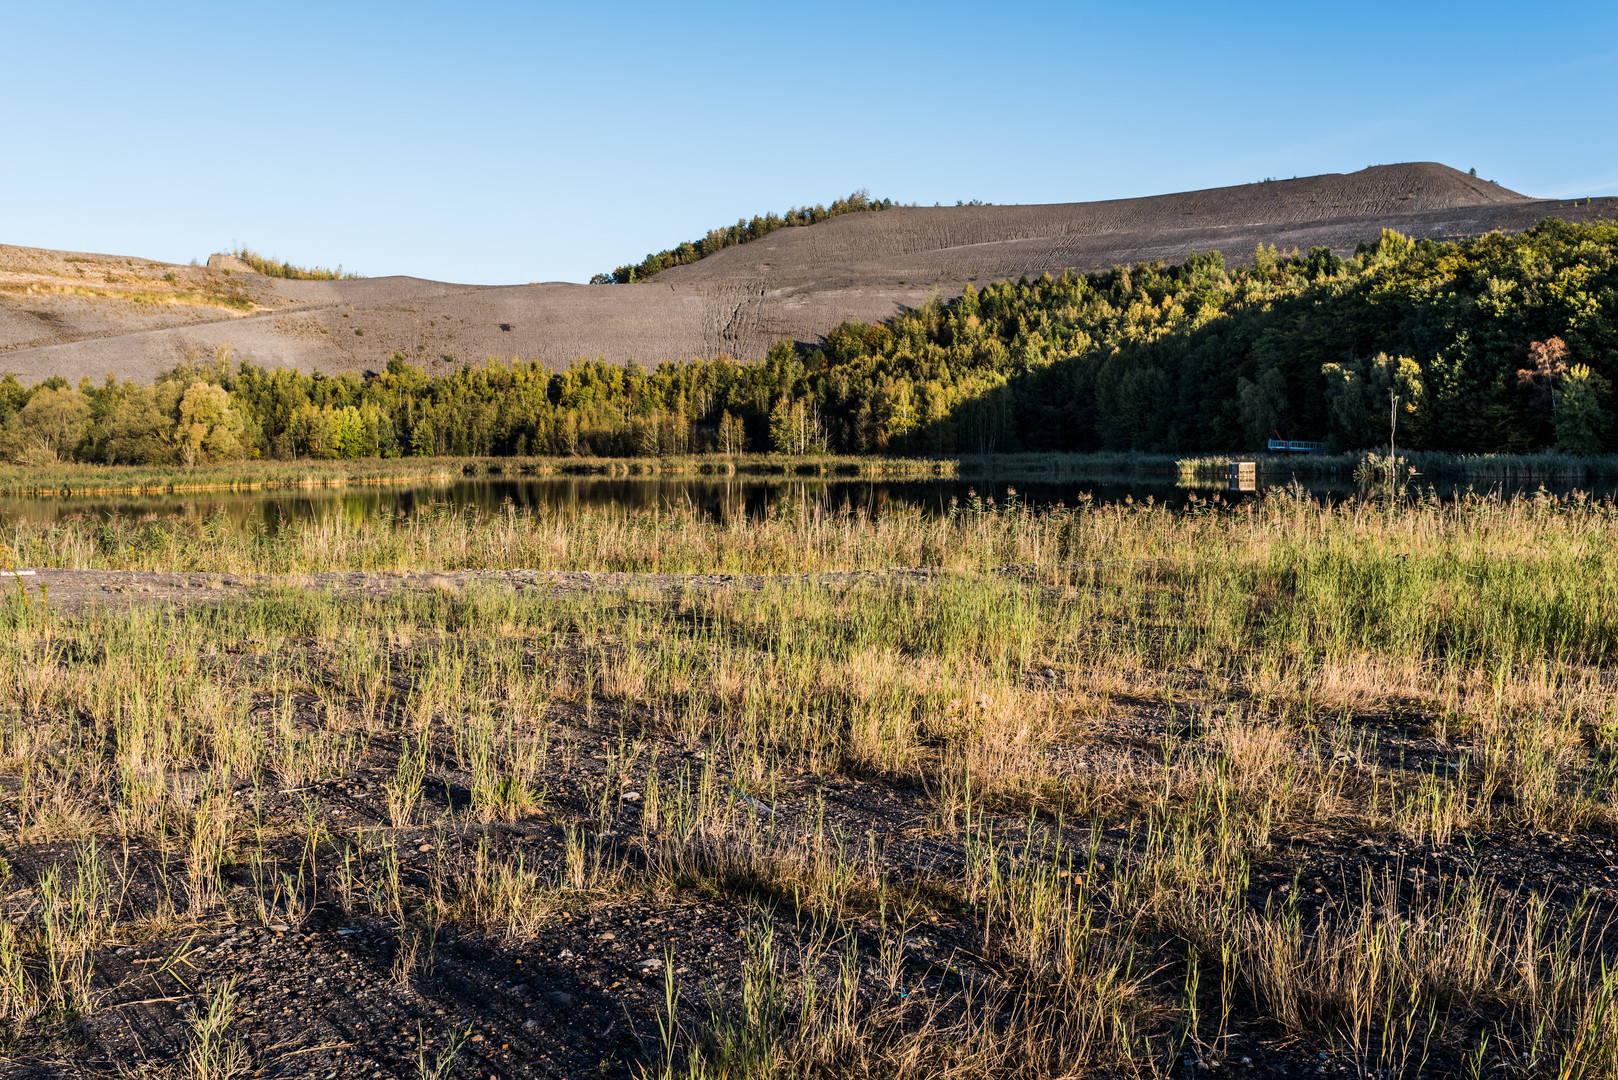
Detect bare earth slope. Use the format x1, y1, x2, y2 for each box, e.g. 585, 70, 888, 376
3, 163, 1612, 385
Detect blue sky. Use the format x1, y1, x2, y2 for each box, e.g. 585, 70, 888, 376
4, 1, 1615, 284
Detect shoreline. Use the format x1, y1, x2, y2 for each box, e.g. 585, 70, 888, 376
6, 448, 1618, 499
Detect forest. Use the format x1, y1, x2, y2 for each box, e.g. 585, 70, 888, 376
2, 219, 1614, 465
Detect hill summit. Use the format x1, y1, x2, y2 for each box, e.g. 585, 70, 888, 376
1, 163, 1608, 386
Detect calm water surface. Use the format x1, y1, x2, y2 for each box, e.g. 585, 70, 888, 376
4, 474, 1615, 532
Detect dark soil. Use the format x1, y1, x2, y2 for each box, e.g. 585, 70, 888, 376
11, 713, 1609, 1079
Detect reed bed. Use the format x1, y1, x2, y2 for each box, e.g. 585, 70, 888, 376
7, 447, 1618, 501
0, 454, 960, 498
1177, 449, 1618, 481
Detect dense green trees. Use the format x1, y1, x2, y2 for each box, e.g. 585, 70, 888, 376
0, 368, 256, 466
1558, 365, 1612, 454
777, 219, 1618, 456
590, 191, 895, 284
5, 219, 1615, 464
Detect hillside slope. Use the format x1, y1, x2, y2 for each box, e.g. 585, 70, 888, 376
659, 162, 1532, 287
2, 163, 1610, 385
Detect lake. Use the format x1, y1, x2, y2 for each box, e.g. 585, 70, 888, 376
3, 472, 1613, 531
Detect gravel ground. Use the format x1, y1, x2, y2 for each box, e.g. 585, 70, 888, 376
4, 567, 952, 615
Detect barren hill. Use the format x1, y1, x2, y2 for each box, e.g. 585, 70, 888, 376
3, 163, 1610, 385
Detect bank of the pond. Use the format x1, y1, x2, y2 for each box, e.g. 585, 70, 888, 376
5, 478, 1618, 580
0, 453, 964, 497
1176, 449, 1618, 482
0, 474, 1212, 531
8, 449, 1618, 501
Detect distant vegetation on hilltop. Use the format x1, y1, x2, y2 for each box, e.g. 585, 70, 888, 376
230, 246, 361, 281
590, 190, 894, 284
4, 220, 1615, 463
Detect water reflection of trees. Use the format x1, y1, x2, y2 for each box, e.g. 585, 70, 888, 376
6, 475, 1617, 531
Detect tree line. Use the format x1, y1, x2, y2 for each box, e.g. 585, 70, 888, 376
230, 247, 360, 281
3, 219, 1614, 465
590, 190, 894, 284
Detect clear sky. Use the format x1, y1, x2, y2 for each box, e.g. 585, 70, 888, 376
5, 1, 1615, 285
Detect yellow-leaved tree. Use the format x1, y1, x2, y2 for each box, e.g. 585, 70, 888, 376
176, 381, 246, 466
12, 386, 91, 464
